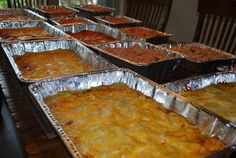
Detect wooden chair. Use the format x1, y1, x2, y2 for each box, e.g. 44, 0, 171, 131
193, 0, 236, 54
125, 0, 172, 31
6, 0, 58, 8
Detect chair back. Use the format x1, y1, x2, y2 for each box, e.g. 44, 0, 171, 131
125, 0, 172, 31
193, 0, 236, 54
7, 0, 48, 8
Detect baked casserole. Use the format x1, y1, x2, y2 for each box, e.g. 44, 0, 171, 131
0, 27, 53, 41
101, 44, 170, 64
181, 82, 236, 123
13, 49, 93, 80
44, 83, 225, 158
67, 30, 118, 45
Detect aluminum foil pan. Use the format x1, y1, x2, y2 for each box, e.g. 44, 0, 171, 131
70, 4, 114, 20
62, 23, 136, 47
164, 71, 236, 125
166, 42, 236, 73
0, 9, 46, 22
94, 41, 183, 83
1, 39, 116, 83
33, 6, 78, 18
28, 69, 236, 158
0, 21, 69, 42
94, 15, 142, 28
50, 17, 96, 32
120, 26, 173, 45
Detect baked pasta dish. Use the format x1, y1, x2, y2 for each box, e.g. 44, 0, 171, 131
67, 30, 117, 45
37, 5, 75, 17
0, 27, 53, 41
44, 83, 225, 158
78, 4, 113, 12
13, 49, 93, 80
181, 82, 236, 123
120, 26, 167, 38
99, 16, 137, 24
170, 44, 232, 62
53, 17, 93, 26
0, 13, 31, 21
102, 44, 170, 64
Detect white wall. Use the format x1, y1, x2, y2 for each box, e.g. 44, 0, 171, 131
165, 0, 198, 42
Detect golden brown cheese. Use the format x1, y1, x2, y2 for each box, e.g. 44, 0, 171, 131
44, 83, 225, 158
0, 27, 52, 41
181, 82, 236, 123
14, 49, 93, 80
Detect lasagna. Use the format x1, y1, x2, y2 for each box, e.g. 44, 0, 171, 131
102, 44, 170, 64
120, 26, 167, 38
0, 27, 53, 41
170, 44, 232, 62
181, 82, 236, 123
44, 83, 225, 158
53, 17, 93, 26
67, 30, 117, 45
13, 49, 93, 80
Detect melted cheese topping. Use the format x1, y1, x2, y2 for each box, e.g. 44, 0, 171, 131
0, 27, 52, 41
181, 83, 236, 123
14, 49, 93, 80
44, 84, 224, 158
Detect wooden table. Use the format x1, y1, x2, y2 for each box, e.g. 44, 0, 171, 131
0, 52, 71, 158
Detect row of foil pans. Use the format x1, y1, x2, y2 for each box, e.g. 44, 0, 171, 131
0, 12, 236, 158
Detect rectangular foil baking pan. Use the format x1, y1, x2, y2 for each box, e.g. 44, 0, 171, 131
0, 21, 69, 42
93, 41, 183, 83
28, 69, 236, 158
62, 23, 135, 47
70, 4, 114, 20
94, 15, 142, 28
1, 39, 116, 83
0, 9, 46, 22
120, 26, 173, 45
164, 71, 236, 125
166, 42, 236, 73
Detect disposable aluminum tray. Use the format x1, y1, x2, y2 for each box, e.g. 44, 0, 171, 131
120, 26, 173, 45
94, 41, 183, 83
0, 21, 69, 42
50, 17, 96, 32
70, 4, 114, 20
0, 9, 46, 22
34, 6, 78, 18
164, 71, 236, 125
62, 24, 136, 47
28, 69, 236, 158
1, 39, 116, 83
167, 42, 236, 73
94, 15, 142, 28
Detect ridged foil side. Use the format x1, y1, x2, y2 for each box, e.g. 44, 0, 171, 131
1, 40, 116, 82
28, 69, 236, 158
